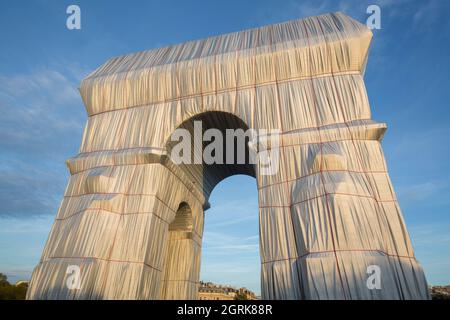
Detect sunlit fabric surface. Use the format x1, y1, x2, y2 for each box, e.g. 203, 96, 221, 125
27, 12, 429, 300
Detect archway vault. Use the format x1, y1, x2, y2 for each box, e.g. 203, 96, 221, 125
27, 12, 429, 300
165, 111, 256, 200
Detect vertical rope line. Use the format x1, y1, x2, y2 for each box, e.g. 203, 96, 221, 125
268, 23, 303, 299
101, 170, 132, 297
252, 26, 272, 298
301, 18, 347, 299
316, 14, 408, 299
75, 151, 118, 298
99, 66, 147, 296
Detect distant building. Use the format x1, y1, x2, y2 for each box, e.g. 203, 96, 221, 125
198, 281, 257, 300
14, 280, 30, 287
429, 285, 450, 300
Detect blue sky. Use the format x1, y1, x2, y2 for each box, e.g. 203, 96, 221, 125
0, 0, 449, 295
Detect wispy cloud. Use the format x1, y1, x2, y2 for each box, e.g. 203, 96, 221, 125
200, 257, 261, 294
408, 221, 450, 285
411, 0, 450, 34
397, 180, 449, 203
0, 161, 64, 217
0, 69, 79, 104
0, 63, 88, 217
206, 200, 257, 228
201, 228, 261, 293
0, 215, 54, 234
0, 215, 54, 283
201, 175, 260, 292
203, 230, 259, 254
0, 67, 86, 156
409, 223, 450, 247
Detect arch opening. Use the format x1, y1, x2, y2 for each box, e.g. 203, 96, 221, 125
169, 202, 193, 232
165, 111, 256, 200
163, 111, 260, 299
161, 201, 199, 299
200, 174, 260, 299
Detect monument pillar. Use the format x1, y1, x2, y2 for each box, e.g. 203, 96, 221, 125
258, 124, 429, 299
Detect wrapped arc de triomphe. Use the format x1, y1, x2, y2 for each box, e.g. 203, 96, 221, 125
27, 12, 430, 300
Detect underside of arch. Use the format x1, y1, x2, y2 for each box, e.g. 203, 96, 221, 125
166, 111, 255, 200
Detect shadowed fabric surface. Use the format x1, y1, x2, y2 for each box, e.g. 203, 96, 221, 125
27, 12, 429, 300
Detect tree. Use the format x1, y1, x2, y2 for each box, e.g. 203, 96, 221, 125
0, 273, 28, 300
0, 273, 8, 285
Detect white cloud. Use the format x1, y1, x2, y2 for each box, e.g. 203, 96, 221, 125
408, 221, 450, 285
0, 69, 79, 104
205, 198, 258, 228
0, 64, 89, 218
397, 181, 447, 203
0, 67, 87, 157
409, 223, 450, 247
0, 215, 54, 283
411, 0, 449, 34
0, 215, 54, 234
203, 230, 259, 253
